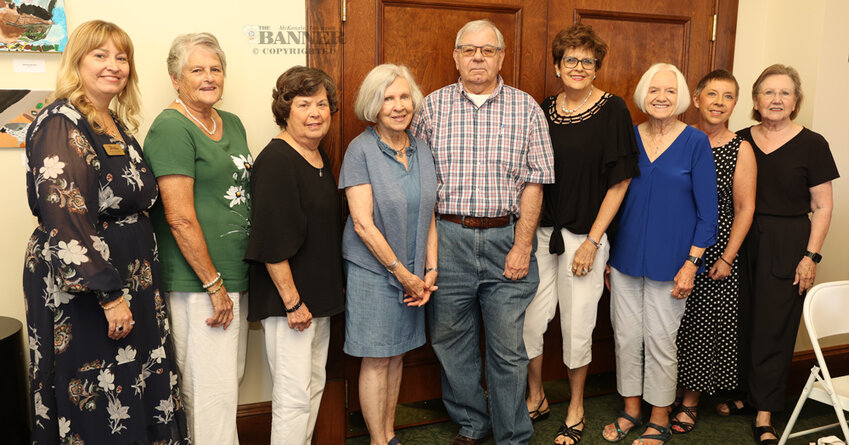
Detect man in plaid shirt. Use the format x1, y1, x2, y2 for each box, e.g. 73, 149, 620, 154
410, 19, 554, 445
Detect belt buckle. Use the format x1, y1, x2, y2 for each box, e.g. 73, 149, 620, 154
461, 216, 471, 228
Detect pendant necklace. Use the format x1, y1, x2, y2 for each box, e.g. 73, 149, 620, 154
561, 86, 593, 115
176, 98, 217, 135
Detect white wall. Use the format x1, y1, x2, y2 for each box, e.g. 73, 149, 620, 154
1, 0, 307, 404
731, 0, 849, 349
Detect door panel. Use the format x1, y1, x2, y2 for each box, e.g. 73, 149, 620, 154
547, 1, 717, 124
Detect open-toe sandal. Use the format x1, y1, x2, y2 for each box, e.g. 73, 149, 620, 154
752, 423, 779, 445
636, 422, 671, 444
716, 399, 755, 417
669, 404, 698, 434
529, 397, 551, 422
602, 410, 643, 443
554, 417, 584, 445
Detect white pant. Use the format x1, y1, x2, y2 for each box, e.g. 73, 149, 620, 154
262, 316, 330, 445
609, 267, 687, 407
167, 291, 249, 445
523, 227, 608, 368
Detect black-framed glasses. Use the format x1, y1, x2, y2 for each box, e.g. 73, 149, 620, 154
562, 56, 598, 70
456, 44, 502, 58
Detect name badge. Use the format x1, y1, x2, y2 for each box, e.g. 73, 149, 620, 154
103, 143, 125, 156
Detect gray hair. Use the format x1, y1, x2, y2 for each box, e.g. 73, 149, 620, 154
633, 62, 690, 116
166, 32, 227, 80
354, 64, 423, 123
455, 19, 505, 49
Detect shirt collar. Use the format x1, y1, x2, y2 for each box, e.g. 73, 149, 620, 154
367, 126, 417, 157
457, 75, 505, 105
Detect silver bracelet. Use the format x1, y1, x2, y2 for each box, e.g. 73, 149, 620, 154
425, 267, 438, 273
587, 236, 601, 248
385, 259, 399, 274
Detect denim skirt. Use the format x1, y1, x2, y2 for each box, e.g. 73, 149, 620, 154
343, 260, 426, 357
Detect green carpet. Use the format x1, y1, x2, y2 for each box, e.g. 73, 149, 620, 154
346, 374, 844, 444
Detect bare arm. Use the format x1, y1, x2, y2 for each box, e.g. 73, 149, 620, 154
419, 214, 439, 305
709, 141, 756, 280
572, 178, 631, 276
504, 183, 543, 280
346, 184, 436, 304
672, 245, 708, 299
264, 260, 312, 330
795, 181, 834, 294
157, 174, 233, 329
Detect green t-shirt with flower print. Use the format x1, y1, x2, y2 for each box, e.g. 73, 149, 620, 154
143, 108, 252, 292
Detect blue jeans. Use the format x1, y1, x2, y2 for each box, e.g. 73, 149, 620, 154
428, 218, 539, 444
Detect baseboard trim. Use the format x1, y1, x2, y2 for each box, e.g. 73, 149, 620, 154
788, 343, 849, 394
237, 401, 271, 418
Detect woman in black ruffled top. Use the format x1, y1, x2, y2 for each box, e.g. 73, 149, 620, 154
522, 23, 640, 445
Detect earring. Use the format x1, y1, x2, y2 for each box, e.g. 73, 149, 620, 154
556, 72, 560, 78
593, 75, 596, 80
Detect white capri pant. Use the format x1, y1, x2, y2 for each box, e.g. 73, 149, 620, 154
262, 316, 330, 445
523, 227, 608, 369
609, 267, 687, 407
168, 291, 249, 445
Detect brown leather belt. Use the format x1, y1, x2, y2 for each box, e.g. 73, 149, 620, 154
438, 213, 513, 229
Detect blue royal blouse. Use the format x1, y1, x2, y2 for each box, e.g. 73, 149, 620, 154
609, 125, 718, 282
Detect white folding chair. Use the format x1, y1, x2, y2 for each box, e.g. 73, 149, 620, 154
779, 280, 849, 445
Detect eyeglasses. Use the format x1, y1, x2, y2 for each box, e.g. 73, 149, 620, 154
759, 89, 794, 99
455, 44, 502, 58
562, 56, 598, 70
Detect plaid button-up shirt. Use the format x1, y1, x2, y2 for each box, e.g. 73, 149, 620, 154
410, 77, 554, 218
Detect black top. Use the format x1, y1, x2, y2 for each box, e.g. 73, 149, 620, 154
738, 127, 838, 217
539, 93, 640, 253
245, 138, 345, 321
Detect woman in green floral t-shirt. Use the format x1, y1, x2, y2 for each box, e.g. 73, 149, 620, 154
143, 32, 251, 445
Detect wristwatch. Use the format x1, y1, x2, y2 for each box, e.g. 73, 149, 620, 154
685, 255, 703, 267
804, 250, 822, 263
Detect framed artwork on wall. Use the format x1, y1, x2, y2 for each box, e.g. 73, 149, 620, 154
0, 89, 51, 148
0, 0, 67, 52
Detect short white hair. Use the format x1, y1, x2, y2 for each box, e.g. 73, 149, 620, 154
353, 64, 424, 123
633, 63, 690, 116
455, 19, 505, 49
167, 32, 227, 80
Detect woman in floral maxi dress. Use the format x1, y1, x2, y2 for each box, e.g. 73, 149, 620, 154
23, 20, 190, 444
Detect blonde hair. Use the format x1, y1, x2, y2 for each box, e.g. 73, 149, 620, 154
750, 64, 803, 121
354, 64, 423, 123
53, 20, 141, 133
633, 63, 690, 116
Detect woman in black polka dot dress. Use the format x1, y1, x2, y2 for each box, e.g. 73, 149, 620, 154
671, 70, 757, 434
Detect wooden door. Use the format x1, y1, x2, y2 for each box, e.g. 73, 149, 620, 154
305, 0, 737, 441
546, 0, 738, 125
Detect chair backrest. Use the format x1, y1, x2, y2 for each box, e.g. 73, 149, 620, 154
804, 280, 849, 342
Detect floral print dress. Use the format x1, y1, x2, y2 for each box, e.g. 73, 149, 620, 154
23, 100, 190, 444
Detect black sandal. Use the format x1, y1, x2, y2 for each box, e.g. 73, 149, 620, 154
636, 422, 671, 444
554, 417, 584, 444
752, 423, 779, 445
529, 397, 550, 422
717, 399, 755, 417
669, 404, 698, 434
602, 410, 643, 442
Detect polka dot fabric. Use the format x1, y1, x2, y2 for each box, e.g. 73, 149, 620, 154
677, 136, 742, 394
